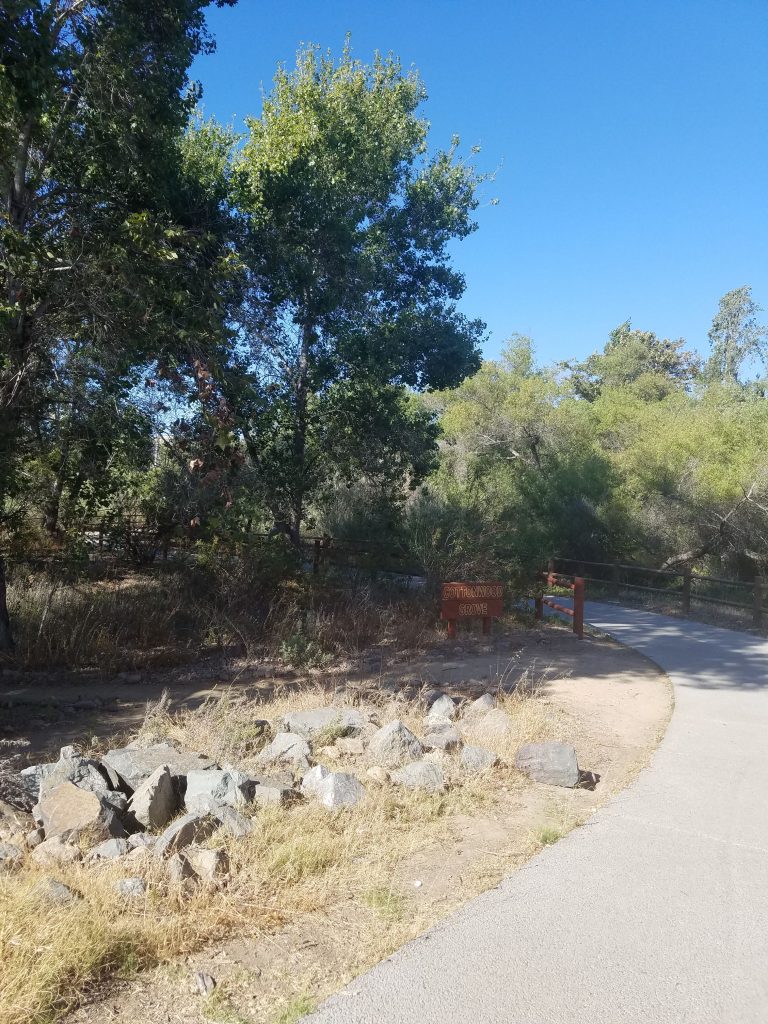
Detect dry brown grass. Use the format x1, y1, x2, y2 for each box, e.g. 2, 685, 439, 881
0, 678, 569, 1024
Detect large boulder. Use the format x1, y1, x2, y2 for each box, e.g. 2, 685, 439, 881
467, 708, 514, 745
213, 806, 254, 838
315, 772, 366, 810
257, 732, 311, 771
423, 727, 462, 752
281, 707, 365, 741
250, 781, 298, 807
35, 749, 115, 804
155, 813, 217, 858
390, 761, 445, 793
102, 743, 217, 792
38, 782, 127, 841
515, 742, 579, 788
88, 837, 130, 861
184, 768, 257, 815
127, 765, 177, 830
367, 720, 423, 768
464, 693, 497, 717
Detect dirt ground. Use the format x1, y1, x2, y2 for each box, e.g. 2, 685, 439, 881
1, 622, 672, 1024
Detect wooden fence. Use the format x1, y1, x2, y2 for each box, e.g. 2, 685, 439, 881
552, 557, 764, 630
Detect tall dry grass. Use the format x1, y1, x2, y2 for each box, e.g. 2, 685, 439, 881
0, 681, 568, 1024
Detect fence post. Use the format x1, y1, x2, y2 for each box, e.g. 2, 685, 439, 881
753, 576, 764, 629
573, 576, 585, 639
534, 595, 543, 622
447, 618, 457, 639
611, 562, 619, 600
681, 567, 691, 615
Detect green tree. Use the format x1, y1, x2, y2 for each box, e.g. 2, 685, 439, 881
0, 0, 238, 649
705, 285, 767, 382
234, 44, 485, 541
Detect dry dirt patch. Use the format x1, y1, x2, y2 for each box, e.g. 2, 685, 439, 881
1, 625, 671, 1024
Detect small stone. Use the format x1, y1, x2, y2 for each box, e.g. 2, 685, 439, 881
315, 772, 366, 810
155, 813, 216, 858
427, 695, 457, 721
319, 745, 342, 762
250, 782, 298, 807
89, 837, 130, 860
423, 728, 462, 752
187, 846, 229, 882
33, 877, 80, 904
195, 972, 216, 996
213, 806, 254, 838
184, 768, 256, 815
390, 761, 445, 793
256, 732, 311, 770
335, 737, 365, 756
167, 851, 196, 883
365, 766, 390, 785
127, 765, 177, 830
114, 877, 146, 899
31, 835, 83, 866
515, 742, 579, 788
461, 745, 499, 772
127, 832, 156, 849
300, 764, 330, 798
26, 827, 44, 849
367, 720, 423, 768
0, 841, 23, 873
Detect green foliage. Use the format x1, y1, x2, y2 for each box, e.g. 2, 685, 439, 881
705, 285, 768, 383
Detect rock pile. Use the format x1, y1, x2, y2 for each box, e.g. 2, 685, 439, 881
0, 696, 585, 893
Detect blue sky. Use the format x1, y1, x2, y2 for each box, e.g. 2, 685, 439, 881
191, 0, 768, 365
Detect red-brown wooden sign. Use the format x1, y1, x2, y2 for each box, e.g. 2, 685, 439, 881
440, 581, 504, 637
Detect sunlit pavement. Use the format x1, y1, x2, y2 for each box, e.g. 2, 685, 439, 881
305, 602, 768, 1024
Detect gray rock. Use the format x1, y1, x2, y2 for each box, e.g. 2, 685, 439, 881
315, 772, 367, 809
300, 764, 330, 797
391, 761, 445, 793
155, 813, 216, 858
213, 805, 254, 838
37, 750, 114, 803
427, 695, 457, 721
461, 745, 499, 772
422, 688, 443, 707
367, 720, 423, 768
19, 762, 57, 803
0, 841, 23, 873
515, 742, 579, 788
468, 708, 514, 743
257, 732, 311, 770
127, 832, 156, 849
31, 834, 83, 866
281, 707, 365, 741
187, 846, 229, 882
423, 728, 462, 752
335, 736, 366, 756
195, 972, 216, 996
184, 768, 256, 815
33, 877, 80, 904
103, 744, 217, 791
26, 827, 44, 849
127, 765, 177, 830
251, 781, 298, 807
167, 851, 196, 882
114, 877, 146, 899
465, 693, 497, 717
89, 837, 130, 860
38, 782, 127, 841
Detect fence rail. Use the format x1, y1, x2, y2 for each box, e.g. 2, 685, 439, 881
552, 557, 764, 629
534, 570, 585, 639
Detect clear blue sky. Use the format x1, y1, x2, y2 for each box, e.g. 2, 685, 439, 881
191, 0, 768, 364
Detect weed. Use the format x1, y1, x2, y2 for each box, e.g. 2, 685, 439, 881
273, 994, 315, 1024
362, 887, 407, 922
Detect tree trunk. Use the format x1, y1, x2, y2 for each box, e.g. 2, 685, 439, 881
0, 557, 14, 654
289, 317, 313, 547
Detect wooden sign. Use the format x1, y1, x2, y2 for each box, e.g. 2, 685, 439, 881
440, 581, 504, 637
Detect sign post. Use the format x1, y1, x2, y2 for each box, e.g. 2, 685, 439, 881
440, 582, 504, 638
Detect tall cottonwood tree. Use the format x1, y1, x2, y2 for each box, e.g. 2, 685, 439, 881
235, 44, 486, 541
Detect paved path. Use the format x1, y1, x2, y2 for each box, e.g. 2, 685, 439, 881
306, 603, 768, 1024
